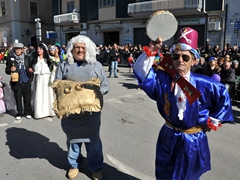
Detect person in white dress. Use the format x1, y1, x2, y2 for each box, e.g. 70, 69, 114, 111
0, 76, 6, 117
32, 43, 55, 119
48, 45, 61, 85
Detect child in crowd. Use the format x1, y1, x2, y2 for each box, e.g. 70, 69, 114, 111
0, 51, 4, 64
128, 53, 135, 73
0, 76, 6, 117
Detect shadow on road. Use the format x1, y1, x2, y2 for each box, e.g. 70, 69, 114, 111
5, 127, 68, 170
4, 110, 17, 118
79, 158, 141, 180
231, 102, 240, 124
119, 82, 140, 90
121, 72, 135, 78
5, 127, 140, 180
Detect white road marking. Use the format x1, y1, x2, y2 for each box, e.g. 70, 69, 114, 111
0, 123, 8, 127
106, 154, 155, 180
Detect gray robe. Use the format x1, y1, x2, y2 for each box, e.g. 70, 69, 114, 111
55, 60, 110, 142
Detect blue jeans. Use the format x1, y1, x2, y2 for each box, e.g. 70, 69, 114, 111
109, 61, 118, 77
67, 138, 103, 172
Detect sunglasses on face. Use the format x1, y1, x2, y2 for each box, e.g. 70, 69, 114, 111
49, 46, 56, 50
172, 54, 191, 62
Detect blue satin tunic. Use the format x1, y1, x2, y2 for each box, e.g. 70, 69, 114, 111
136, 68, 234, 180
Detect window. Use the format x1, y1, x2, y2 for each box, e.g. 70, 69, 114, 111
1, 1, 6, 16
205, 0, 223, 11
184, 0, 199, 8
99, 0, 115, 7
67, 1, 74, 13
30, 1, 38, 16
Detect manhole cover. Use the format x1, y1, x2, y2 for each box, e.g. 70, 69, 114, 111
121, 97, 144, 103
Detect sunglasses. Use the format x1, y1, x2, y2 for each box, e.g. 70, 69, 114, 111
172, 54, 191, 62
49, 46, 56, 50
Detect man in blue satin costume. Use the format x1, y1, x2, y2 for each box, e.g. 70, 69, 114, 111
133, 27, 234, 180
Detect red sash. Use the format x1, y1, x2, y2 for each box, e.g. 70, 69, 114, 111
160, 55, 201, 105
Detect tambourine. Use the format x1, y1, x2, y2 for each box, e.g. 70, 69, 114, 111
146, 10, 178, 42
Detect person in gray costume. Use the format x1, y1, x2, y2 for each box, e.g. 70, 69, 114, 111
55, 35, 110, 180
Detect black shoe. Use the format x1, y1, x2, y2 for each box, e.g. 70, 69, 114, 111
92, 171, 102, 180
114, 76, 118, 78
108, 76, 111, 78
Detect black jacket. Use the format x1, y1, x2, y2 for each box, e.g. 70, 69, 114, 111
109, 48, 119, 61
220, 68, 235, 85
191, 64, 203, 74
5, 54, 33, 90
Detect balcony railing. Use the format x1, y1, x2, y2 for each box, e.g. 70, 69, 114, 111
54, 12, 80, 24
128, 0, 203, 15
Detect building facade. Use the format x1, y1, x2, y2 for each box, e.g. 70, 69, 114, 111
54, 0, 240, 50
1, 0, 239, 49
0, 0, 55, 47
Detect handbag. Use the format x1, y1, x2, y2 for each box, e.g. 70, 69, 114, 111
11, 72, 19, 82
10, 63, 19, 82
52, 78, 103, 119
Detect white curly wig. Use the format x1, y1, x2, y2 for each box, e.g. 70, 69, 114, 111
66, 35, 99, 64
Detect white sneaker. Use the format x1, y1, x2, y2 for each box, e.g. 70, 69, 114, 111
15, 116, 22, 120
25, 115, 32, 119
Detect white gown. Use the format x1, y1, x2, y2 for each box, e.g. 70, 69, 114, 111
32, 57, 55, 119
0, 84, 6, 114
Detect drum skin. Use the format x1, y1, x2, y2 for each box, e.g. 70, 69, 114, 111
146, 10, 178, 41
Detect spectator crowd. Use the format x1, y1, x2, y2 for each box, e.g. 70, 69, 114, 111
0, 40, 240, 119
96, 42, 240, 100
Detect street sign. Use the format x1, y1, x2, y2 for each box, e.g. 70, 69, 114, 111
46, 31, 57, 39
124, 37, 132, 44
234, 20, 240, 31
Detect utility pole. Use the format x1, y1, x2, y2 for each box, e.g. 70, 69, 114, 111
35, 18, 42, 43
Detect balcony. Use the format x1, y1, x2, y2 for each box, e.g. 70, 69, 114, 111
54, 12, 80, 25
128, 0, 204, 17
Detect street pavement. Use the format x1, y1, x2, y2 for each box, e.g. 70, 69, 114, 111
0, 63, 240, 180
